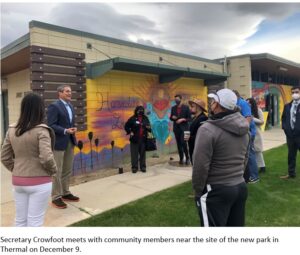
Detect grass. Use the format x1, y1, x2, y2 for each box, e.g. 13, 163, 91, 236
71, 145, 300, 227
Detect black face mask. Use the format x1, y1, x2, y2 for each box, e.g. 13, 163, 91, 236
210, 103, 216, 116
175, 100, 181, 105
138, 110, 144, 115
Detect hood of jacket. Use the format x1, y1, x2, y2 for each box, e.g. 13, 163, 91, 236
206, 111, 249, 136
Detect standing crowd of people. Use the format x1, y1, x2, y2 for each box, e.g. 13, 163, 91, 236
1, 84, 298, 227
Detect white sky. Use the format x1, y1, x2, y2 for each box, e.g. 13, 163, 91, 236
1, 1, 300, 62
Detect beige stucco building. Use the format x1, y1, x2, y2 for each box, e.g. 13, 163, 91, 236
1, 20, 227, 174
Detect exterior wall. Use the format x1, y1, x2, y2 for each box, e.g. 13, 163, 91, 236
28, 25, 212, 176
30, 27, 222, 73
252, 81, 292, 126
72, 70, 207, 175
226, 56, 252, 98
5, 69, 30, 125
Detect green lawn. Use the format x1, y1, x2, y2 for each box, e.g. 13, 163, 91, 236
71, 145, 300, 227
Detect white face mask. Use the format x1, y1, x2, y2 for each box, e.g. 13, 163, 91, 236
292, 93, 300, 101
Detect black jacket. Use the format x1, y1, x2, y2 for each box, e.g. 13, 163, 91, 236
170, 104, 191, 132
125, 114, 151, 143
188, 113, 208, 159
282, 101, 300, 137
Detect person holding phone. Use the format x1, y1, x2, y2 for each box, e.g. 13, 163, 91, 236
47, 85, 79, 209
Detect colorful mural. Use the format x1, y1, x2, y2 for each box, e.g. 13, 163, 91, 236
252, 81, 292, 127
72, 71, 207, 175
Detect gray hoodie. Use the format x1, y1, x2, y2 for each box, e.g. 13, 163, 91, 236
192, 111, 250, 197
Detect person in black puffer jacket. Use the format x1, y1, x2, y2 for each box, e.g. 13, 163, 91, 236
125, 105, 151, 173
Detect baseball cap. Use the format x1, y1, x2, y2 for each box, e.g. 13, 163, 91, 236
208, 88, 237, 110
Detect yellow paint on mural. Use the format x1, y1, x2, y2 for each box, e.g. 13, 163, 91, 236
261, 112, 269, 132
278, 84, 292, 124
165, 134, 172, 145
75, 70, 207, 155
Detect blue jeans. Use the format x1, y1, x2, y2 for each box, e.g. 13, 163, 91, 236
248, 136, 259, 180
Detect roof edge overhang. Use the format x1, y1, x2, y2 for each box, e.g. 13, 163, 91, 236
1, 33, 30, 60
1, 33, 30, 76
250, 53, 300, 69
86, 57, 228, 85
215, 53, 300, 69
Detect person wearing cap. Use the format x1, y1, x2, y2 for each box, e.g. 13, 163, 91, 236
170, 94, 192, 165
233, 90, 259, 184
185, 98, 208, 164
192, 88, 250, 227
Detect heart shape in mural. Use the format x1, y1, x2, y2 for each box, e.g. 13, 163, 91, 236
153, 99, 169, 111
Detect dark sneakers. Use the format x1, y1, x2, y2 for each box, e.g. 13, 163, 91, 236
52, 198, 67, 209
62, 194, 80, 202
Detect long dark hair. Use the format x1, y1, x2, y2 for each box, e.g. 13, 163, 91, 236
246, 97, 259, 119
15, 93, 45, 136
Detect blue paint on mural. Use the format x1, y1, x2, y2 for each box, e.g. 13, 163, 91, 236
146, 102, 173, 144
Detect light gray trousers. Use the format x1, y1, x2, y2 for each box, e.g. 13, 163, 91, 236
52, 141, 74, 200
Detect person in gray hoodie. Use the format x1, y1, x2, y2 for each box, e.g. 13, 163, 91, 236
192, 88, 250, 227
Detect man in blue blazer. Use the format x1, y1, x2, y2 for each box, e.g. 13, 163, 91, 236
47, 85, 79, 209
281, 86, 300, 179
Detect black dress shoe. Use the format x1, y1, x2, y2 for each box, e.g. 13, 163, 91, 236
179, 160, 184, 165
132, 169, 138, 173
52, 198, 67, 209
141, 169, 146, 173
280, 175, 296, 179
62, 194, 80, 202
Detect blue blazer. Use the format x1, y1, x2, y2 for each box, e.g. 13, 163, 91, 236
47, 100, 77, 150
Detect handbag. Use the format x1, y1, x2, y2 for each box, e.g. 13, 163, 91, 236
146, 131, 157, 151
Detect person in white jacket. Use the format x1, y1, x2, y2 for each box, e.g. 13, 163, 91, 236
247, 98, 266, 173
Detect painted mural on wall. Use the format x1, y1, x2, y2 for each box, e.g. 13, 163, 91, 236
72, 71, 207, 175
252, 81, 292, 125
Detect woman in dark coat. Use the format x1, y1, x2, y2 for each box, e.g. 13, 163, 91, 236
186, 98, 208, 164
125, 105, 151, 173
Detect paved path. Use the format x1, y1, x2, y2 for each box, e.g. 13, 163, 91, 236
0, 128, 286, 226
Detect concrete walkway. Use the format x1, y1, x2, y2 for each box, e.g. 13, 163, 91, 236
0, 128, 286, 227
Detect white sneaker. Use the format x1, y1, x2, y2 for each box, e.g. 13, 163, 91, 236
248, 177, 260, 184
